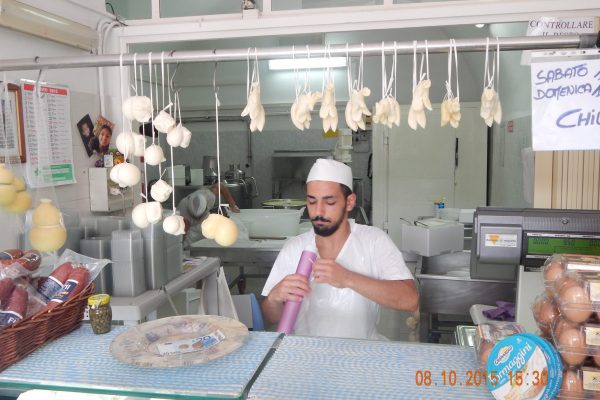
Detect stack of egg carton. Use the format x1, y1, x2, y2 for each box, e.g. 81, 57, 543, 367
534, 254, 600, 399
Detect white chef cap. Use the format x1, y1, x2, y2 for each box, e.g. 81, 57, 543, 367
306, 158, 353, 190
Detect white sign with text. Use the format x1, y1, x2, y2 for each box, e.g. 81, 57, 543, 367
531, 56, 600, 151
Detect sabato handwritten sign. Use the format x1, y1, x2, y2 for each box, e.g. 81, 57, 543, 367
531, 57, 600, 151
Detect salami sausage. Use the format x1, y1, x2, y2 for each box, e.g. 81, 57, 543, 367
0, 278, 14, 307
17, 250, 42, 271
36, 262, 74, 301
0, 286, 28, 328
0, 249, 41, 275
0, 249, 23, 262
4, 286, 27, 316
42, 267, 90, 313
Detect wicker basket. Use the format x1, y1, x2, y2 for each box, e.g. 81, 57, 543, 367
0, 283, 94, 372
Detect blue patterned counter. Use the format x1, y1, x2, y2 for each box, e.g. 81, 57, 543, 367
248, 335, 493, 400
0, 325, 280, 399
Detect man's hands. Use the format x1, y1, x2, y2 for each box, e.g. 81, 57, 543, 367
312, 259, 352, 288
267, 274, 311, 303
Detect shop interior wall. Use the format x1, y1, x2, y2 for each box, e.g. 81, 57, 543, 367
0, 26, 102, 249
134, 24, 489, 215
486, 22, 533, 209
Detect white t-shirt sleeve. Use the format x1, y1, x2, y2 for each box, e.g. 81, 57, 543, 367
372, 229, 414, 281
261, 238, 303, 296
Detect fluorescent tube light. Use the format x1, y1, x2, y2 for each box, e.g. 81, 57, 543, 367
268, 57, 347, 70
0, 0, 97, 51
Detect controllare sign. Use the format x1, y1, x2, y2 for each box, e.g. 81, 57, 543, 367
531, 55, 600, 151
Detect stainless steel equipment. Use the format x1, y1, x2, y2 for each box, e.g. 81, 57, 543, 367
415, 250, 516, 343
224, 164, 245, 180
80, 236, 113, 294
202, 156, 218, 185
141, 223, 168, 290
111, 229, 146, 297
224, 177, 258, 209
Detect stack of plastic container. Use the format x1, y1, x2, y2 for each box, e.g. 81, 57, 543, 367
536, 254, 600, 399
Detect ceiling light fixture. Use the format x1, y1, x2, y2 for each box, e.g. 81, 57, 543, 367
475, 23, 486, 28
268, 57, 347, 71
0, 0, 97, 51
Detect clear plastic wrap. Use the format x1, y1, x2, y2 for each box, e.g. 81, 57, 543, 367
533, 293, 560, 337
474, 321, 524, 369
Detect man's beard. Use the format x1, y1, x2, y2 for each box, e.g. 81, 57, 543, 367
311, 214, 344, 237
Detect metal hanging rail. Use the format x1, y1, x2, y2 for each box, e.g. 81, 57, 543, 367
0, 34, 598, 71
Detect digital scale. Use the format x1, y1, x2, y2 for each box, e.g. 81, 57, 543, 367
470, 207, 600, 332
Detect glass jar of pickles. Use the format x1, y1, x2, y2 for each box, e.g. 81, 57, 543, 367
88, 294, 112, 334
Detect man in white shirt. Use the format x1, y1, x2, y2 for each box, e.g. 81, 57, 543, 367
261, 159, 418, 339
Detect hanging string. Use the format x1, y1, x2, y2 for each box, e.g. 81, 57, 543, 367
154, 62, 163, 179
484, 37, 491, 89
425, 40, 430, 79
246, 48, 251, 99
119, 53, 126, 134
453, 39, 459, 100
254, 48, 260, 87
161, 52, 165, 110
495, 37, 501, 96
167, 63, 172, 115
393, 41, 398, 99
170, 91, 179, 214
133, 53, 138, 96
380, 42, 386, 100
346, 43, 352, 98
213, 62, 222, 213
293, 46, 300, 99
412, 41, 417, 93
357, 43, 364, 89
304, 45, 310, 93
321, 44, 327, 93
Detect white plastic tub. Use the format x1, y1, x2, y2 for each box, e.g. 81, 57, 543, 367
236, 208, 304, 238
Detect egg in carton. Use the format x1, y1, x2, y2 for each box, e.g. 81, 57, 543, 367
533, 293, 560, 338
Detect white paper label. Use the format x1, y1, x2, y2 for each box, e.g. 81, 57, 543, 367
531, 57, 600, 151
586, 326, 600, 346
582, 369, 600, 391
485, 234, 518, 248
156, 330, 225, 356
589, 282, 600, 302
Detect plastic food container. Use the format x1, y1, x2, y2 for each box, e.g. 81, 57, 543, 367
558, 367, 600, 399
552, 320, 600, 368
475, 321, 524, 369
533, 294, 560, 337
236, 208, 304, 238
544, 255, 600, 298
487, 333, 562, 400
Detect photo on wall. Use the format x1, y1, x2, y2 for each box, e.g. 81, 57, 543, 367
76, 114, 95, 157
91, 115, 114, 155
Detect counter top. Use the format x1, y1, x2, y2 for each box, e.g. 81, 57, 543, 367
0, 327, 496, 399
0, 326, 280, 400
248, 335, 492, 400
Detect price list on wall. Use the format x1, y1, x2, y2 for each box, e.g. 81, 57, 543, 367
21, 80, 75, 187
0, 91, 20, 163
